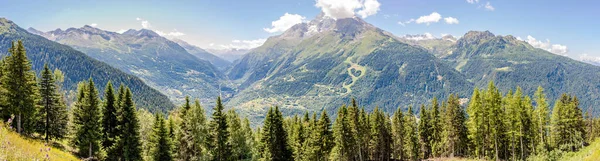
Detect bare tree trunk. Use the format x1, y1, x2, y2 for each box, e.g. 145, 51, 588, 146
17, 113, 21, 134
89, 143, 93, 158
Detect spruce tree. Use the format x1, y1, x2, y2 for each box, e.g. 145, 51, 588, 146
227, 110, 252, 160
209, 96, 232, 161
261, 106, 292, 161
533, 86, 550, 153
151, 113, 172, 161
101, 81, 119, 150
430, 98, 443, 158
71, 79, 102, 158
1, 40, 38, 135
38, 64, 68, 141
418, 104, 432, 159
330, 105, 355, 161
116, 87, 143, 161
368, 107, 392, 161
392, 106, 405, 160
442, 94, 469, 157
178, 98, 210, 161
404, 106, 420, 161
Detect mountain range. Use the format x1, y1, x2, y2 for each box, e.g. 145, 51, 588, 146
0, 18, 174, 112
5, 14, 600, 124
226, 14, 600, 122
28, 26, 234, 104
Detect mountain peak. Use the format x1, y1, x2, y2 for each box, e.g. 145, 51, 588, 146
123, 28, 160, 38
463, 30, 495, 40
0, 18, 21, 33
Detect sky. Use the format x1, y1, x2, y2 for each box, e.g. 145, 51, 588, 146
1, 0, 599, 60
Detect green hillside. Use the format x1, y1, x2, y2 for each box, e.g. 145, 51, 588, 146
0, 18, 174, 112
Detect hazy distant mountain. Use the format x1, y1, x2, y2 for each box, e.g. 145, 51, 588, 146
29, 26, 234, 103
227, 14, 472, 121
1, 18, 174, 112
171, 38, 231, 70
205, 48, 250, 62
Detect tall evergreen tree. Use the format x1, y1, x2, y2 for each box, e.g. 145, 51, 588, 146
151, 113, 173, 161
116, 87, 143, 161
404, 106, 420, 161
442, 94, 469, 157
391, 106, 405, 160
466, 88, 485, 159
430, 98, 443, 158
71, 79, 102, 158
101, 81, 119, 150
38, 63, 67, 141
533, 86, 550, 153
1, 40, 38, 135
418, 104, 432, 159
209, 96, 232, 161
178, 98, 210, 161
261, 106, 292, 161
227, 110, 252, 160
368, 107, 392, 161
330, 105, 355, 161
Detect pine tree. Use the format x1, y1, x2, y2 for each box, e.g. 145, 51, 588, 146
1, 40, 38, 135
241, 118, 257, 160
209, 96, 232, 161
466, 88, 485, 158
101, 81, 119, 150
260, 106, 292, 161
178, 97, 209, 161
347, 98, 367, 161
330, 105, 355, 161
38, 64, 67, 141
430, 98, 443, 158
404, 106, 420, 161
116, 87, 143, 161
368, 107, 392, 161
151, 113, 173, 161
227, 110, 252, 160
418, 104, 432, 159
533, 86, 550, 154
391, 106, 405, 160
71, 79, 102, 158
443, 94, 469, 157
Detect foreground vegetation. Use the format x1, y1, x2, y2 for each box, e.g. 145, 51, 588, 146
1, 40, 600, 161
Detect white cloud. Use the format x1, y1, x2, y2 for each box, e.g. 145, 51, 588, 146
135, 18, 185, 37
466, 0, 479, 4
444, 17, 459, 24
136, 17, 141, 21
398, 18, 415, 26
416, 12, 442, 25
526, 35, 568, 56
579, 54, 600, 65
403, 33, 436, 41
212, 38, 267, 50
357, 0, 381, 18
315, 0, 380, 19
484, 2, 495, 11
90, 23, 98, 27
154, 30, 185, 37
263, 13, 306, 33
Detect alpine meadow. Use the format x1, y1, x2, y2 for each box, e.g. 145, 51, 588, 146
1, 0, 600, 161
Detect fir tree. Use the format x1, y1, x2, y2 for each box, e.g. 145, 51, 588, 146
418, 104, 432, 159
391, 106, 405, 160
261, 106, 292, 161
177, 97, 209, 161
38, 64, 67, 141
116, 87, 143, 161
208, 96, 232, 161
1, 40, 38, 135
404, 106, 420, 161
533, 86, 550, 153
151, 113, 172, 161
101, 81, 119, 150
368, 107, 392, 161
71, 79, 102, 159
442, 94, 469, 157
227, 110, 252, 160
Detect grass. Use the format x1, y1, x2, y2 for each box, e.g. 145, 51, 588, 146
0, 123, 79, 161
560, 138, 600, 161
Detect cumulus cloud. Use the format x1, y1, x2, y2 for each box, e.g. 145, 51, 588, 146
484, 2, 495, 11
402, 33, 436, 41
357, 0, 381, 18
155, 30, 185, 37
264, 13, 306, 33
416, 12, 442, 25
444, 17, 459, 24
525, 35, 568, 56
579, 54, 600, 65
397, 19, 415, 26
90, 23, 98, 27
466, 0, 479, 4
315, 0, 381, 19
116, 29, 127, 34
213, 38, 267, 50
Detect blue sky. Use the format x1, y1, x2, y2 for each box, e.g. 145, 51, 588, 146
1, 0, 599, 60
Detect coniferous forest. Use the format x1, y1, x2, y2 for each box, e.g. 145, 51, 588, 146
2, 41, 600, 161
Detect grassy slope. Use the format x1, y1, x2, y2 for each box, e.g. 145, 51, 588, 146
0, 125, 79, 161
560, 138, 600, 161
